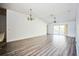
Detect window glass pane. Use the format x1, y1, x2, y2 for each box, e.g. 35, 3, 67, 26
53, 25, 65, 35
60, 25, 65, 34
54, 25, 60, 34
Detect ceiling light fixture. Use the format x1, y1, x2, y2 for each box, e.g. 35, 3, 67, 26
50, 14, 56, 23
27, 8, 34, 21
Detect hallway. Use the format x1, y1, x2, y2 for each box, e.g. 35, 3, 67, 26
0, 35, 76, 56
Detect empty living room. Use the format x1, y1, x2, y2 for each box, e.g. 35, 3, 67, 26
0, 3, 79, 56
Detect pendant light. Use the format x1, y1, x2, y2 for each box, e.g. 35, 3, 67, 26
50, 14, 56, 23
27, 8, 34, 21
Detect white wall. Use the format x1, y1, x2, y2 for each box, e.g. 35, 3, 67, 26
7, 9, 47, 42
47, 21, 76, 37
67, 21, 76, 37
76, 4, 79, 56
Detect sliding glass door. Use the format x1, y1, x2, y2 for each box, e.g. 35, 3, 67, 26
53, 24, 67, 35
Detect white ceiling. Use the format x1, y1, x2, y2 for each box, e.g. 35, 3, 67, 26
0, 3, 78, 23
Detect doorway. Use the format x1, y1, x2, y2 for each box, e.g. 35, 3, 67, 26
0, 7, 6, 48
53, 24, 68, 35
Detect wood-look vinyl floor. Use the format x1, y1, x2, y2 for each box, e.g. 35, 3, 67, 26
0, 35, 76, 56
